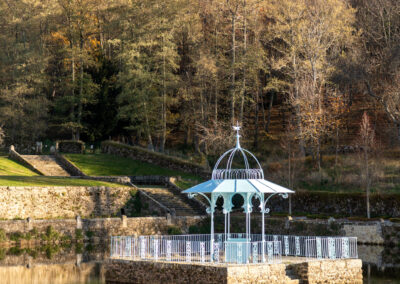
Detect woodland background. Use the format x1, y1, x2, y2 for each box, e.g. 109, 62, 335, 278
1, 0, 400, 193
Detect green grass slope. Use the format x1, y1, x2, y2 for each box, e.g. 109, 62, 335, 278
0, 155, 37, 176
65, 153, 202, 181
0, 176, 122, 187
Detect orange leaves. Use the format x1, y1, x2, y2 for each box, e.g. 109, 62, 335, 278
49, 31, 70, 46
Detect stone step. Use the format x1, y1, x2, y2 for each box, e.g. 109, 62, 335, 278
21, 155, 70, 176
139, 187, 204, 216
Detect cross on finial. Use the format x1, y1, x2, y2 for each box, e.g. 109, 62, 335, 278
233, 121, 241, 148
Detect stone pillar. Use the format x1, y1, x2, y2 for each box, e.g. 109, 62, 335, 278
166, 213, 172, 225
122, 215, 127, 228
285, 216, 292, 230
76, 215, 82, 229
27, 217, 33, 231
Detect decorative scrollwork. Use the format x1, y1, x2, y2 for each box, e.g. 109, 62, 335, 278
280, 193, 288, 199
188, 193, 197, 199
264, 208, 270, 214
206, 207, 212, 214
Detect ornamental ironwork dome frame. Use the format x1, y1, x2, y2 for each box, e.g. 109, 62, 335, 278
183, 122, 294, 262
212, 123, 264, 180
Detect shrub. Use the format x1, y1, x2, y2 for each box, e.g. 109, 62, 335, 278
85, 231, 94, 239
57, 140, 85, 154
167, 226, 182, 235
292, 222, 306, 233
8, 247, 23, 256
44, 226, 59, 241
329, 222, 341, 234
0, 248, 5, 260
30, 228, 39, 237
75, 229, 84, 240
9, 232, 24, 242
75, 243, 84, 254
45, 245, 60, 259
188, 225, 200, 234
0, 229, 6, 242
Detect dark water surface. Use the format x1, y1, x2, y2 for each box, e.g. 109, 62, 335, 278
0, 243, 398, 283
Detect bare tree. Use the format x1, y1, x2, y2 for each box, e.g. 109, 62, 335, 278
355, 112, 376, 219
197, 121, 236, 155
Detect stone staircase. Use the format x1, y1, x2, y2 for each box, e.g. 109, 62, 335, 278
138, 187, 204, 216
21, 155, 70, 176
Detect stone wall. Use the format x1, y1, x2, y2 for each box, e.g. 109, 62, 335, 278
0, 216, 203, 240
269, 191, 400, 217
105, 259, 363, 284
0, 186, 136, 219
55, 153, 86, 176
101, 141, 210, 179
218, 215, 396, 245
291, 259, 363, 284
105, 260, 294, 284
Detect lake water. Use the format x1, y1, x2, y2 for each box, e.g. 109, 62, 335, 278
0, 243, 398, 283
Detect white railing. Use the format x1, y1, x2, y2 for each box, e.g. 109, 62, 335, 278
110, 236, 281, 264
110, 234, 357, 264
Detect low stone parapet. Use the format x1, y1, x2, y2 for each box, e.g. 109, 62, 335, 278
105, 258, 363, 284
291, 259, 363, 284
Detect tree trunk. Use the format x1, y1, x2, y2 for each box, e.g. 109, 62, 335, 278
71, 55, 76, 140
230, 14, 236, 124
253, 88, 259, 149
261, 95, 266, 129
143, 101, 154, 151
292, 54, 306, 156
240, 0, 247, 124
397, 123, 400, 144
76, 49, 83, 141
265, 93, 274, 132
365, 149, 370, 219
160, 36, 167, 152
214, 24, 218, 125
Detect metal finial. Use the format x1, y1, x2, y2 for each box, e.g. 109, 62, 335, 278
233, 121, 241, 148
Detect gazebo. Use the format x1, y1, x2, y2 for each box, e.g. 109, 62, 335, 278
183, 123, 294, 262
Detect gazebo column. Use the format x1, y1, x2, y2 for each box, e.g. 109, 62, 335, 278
222, 193, 233, 242
210, 209, 214, 260
209, 193, 218, 262
260, 194, 266, 263
243, 193, 253, 264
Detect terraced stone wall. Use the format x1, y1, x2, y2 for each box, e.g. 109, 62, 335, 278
0, 216, 202, 241
0, 186, 137, 219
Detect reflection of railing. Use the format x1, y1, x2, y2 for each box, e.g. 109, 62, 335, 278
110, 234, 357, 264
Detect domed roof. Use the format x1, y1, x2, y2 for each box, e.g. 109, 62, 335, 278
212, 123, 264, 180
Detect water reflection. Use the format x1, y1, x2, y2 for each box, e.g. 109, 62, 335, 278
0, 243, 107, 284
0, 243, 399, 283
360, 245, 400, 284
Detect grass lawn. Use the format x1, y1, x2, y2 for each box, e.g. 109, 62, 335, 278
65, 153, 203, 181
0, 155, 37, 176
0, 176, 122, 187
